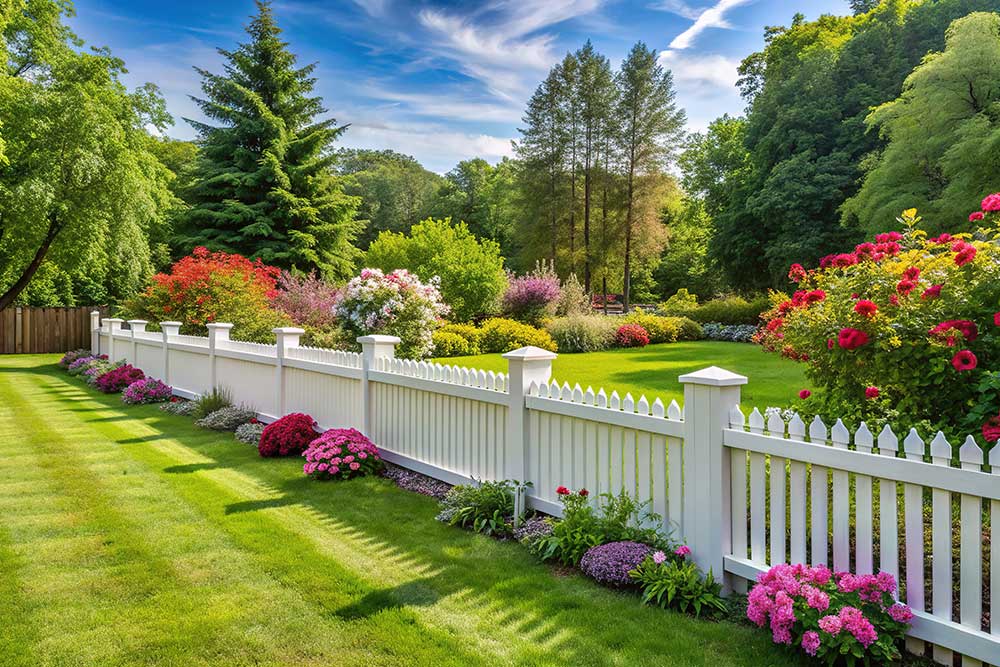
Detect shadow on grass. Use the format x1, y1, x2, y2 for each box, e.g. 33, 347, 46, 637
224, 497, 298, 514
334, 578, 441, 620
163, 462, 226, 474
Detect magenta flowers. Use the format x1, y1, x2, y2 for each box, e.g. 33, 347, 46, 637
302, 428, 381, 480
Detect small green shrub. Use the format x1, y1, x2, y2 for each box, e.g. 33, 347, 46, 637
300, 326, 350, 349
478, 318, 557, 354
660, 294, 768, 325
193, 387, 232, 419
546, 316, 616, 353
670, 317, 704, 341
629, 557, 727, 618
432, 330, 479, 357
437, 322, 483, 347
196, 405, 257, 431
660, 288, 699, 313
234, 422, 265, 446
160, 398, 197, 416
620, 312, 679, 344
435, 479, 521, 537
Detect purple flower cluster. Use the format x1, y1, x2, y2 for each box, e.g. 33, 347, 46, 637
95, 364, 145, 393
381, 462, 452, 499
747, 563, 912, 661
302, 428, 381, 480
122, 378, 173, 404
579, 541, 652, 587
59, 349, 92, 369
271, 271, 341, 329
502, 271, 561, 325
512, 515, 554, 544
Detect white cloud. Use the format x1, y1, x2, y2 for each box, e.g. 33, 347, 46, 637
658, 49, 740, 89
359, 85, 522, 124
351, 0, 388, 17
648, 0, 703, 20
340, 121, 513, 173
668, 0, 753, 50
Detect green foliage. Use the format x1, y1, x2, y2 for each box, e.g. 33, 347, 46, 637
531, 489, 673, 567
619, 312, 680, 344
14, 262, 75, 306
655, 199, 727, 300
193, 387, 233, 419
365, 218, 507, 322
431, 331, 479, 358
546, 316, 616, 353
557, 273, 590, 317
660, 294, 768, 326
629, 558, 727, 619
437, 323, 484, 348
175, 0, 362, 278
435, 480, 521, 538
0, 0, 174, 309
671, 317, 704, 341
844, 12, 1000, 235
478, 318, 557, 354
429, 158, 518, 256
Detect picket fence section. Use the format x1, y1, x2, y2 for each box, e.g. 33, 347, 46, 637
90, 314, 998, 665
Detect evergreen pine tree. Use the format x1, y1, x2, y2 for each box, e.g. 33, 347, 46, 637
177, 0, 361, 277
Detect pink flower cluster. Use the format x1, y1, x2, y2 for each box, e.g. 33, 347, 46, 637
747, 564, 911, 662
302, 428, 381, 480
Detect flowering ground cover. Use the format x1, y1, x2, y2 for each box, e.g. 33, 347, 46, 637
0, 354, 798, 667
436, 341, 807, 411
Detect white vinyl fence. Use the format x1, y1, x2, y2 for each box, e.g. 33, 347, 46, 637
91, 314, 998, 665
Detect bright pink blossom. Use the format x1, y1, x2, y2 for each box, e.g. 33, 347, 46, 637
981, 193, 1000, 212
865, 386, 880, 399
952, 350, 978, 372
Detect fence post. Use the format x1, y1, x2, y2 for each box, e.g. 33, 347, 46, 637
358, 335, 400, 439
160, 322, 181, 387
105, 318, 124, 361
206, 323, 233, 391
679, 366, 748, 592
503, 346, 557, 523
90, 311, 102, 356
273, 327, 305, 418
127, 320, 147, 364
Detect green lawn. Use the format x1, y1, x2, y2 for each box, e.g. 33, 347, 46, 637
436, 341, 807, 410
0, 354, 803, 667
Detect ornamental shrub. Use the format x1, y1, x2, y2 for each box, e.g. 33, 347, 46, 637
234, 421, 265, 446
660, 293, 768, 325
478, 318, 557, 354
271, 271, 340, 330
95, 364, 145, 393
123, 247, 290, 343
67, 355, 99, 375
579, 541, 652, 587
502, 260, 562, 326
431, 331, 478, 357
59, 349, 92, 369
758, 204, 1000, 444
302, 428, 381, 480
746, 563, 912, 663
546, 316, 616, 353
196, 405, 257, 431
557, 273, 590, 317
334, 268, 448, 359
160, 398, 197, 416
122, 378, 172, 404
193, 386, 232, 418
672, 317, 704, 341
258, 412, 318, 457
702, 323, 757, 343
437, 322, 483, 348
83, 359, 121, 386
629, 553, 727, 618
620, 312, 679, 344
435, 479, 518, 537
615, 324, 650, 348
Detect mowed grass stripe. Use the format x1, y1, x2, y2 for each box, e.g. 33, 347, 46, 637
0, 355, 801, 667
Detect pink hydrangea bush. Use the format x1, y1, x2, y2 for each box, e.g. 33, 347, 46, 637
122, 378, 173, 404
302, 428, 381, 480
747, 563, 912, 663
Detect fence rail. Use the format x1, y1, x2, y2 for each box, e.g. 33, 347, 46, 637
89, 313, 998, 666
1, 306, 107, 354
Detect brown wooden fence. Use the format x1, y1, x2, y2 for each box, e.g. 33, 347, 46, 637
0, 306, 108, 354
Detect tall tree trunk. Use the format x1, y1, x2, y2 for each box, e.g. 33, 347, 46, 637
0, 216, 60, 311
569, 145, 576, 275
623, 169, 633, 313
583, 125, 592, 293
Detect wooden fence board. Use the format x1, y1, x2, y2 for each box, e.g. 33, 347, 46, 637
0, 306, 107, 354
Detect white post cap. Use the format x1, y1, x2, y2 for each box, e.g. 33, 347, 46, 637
678, 366, 748, 387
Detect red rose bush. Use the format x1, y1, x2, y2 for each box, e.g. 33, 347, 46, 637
757, 201, 1000, 444
95, 364, 145, 393
258, 413, 317, 457
302, 428, 381, 480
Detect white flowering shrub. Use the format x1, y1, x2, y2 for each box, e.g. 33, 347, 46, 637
334, 268, 449, 359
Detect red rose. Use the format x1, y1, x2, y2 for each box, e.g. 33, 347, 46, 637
931, 233, 953, 244
865, 387, 880, 399
896, 279, 916, 296
788, 263, 806, 282
903, 266, 920, 281
930, 320, 978, 343
969, 211, 984, 222
838, 328, 869, 350
981, 193, 1000, 212
827, 339, 835, 350
798, 389, 812, 400
556, 486, 570, 496
578, 488, 589, 497
952, 241, 977, 266
983, 415, 1000, 443
806, 289, 826, 304
889, 294, 899, 306
952, 350, 978, 372
921, 285, 942, 300
875, 232, 902, 243
994, 312, 1000, 327
854, 300, 877, 317
766, 318, 784, 332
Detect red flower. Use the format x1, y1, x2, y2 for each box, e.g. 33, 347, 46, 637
952, 241, 977, 266
930, 233, 953, 245
994, 312, 1000, 327
888, 294, 900, 306
766, 318, 784, 332
838, 328, 869, 350
875, 232, 903, 243
921, 285, 942, 300
983, 415, 1000, 443
556, 486, 570, 496
250, 417, 259, 424
952, 350, 977, 372
930, 320, 978, 343
578, 488, 589, 497
969, 211, 984, 222
258, 413, 317, 457
788, 263, 806, 282
830, 253, 858, 268
981, 193, 1000, 212
798, 389, 812, 400
896, 279, 916, 296
865, 386, 880, 399
903, 266, 920, 281
805, 289, 826, 304
827, 338, 835, 350
854, 300, 877, 317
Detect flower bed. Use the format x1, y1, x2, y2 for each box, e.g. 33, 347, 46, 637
95, 364, 145, 393
122, 378, 173, 404
258, 412, 317, 457
302, 428, 381, 480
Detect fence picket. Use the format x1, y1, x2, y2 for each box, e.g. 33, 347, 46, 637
748, 409, 767, 565
877, 425, 900, 595
788, 414, 808, 565
958, 437, 983, 667
929, 431, 954, 666
854, 423, 874, 575
766, 411, 787, 566
830, 419, 851, 572
902, 429, 926, 657
730, 407, 749, 572
809, 416, 829, 566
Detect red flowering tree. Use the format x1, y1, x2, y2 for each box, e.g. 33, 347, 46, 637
757, 200, 1000, 446
124, 247, 290, 342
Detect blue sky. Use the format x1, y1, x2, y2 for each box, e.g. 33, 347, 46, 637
70, 0, 848, 172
